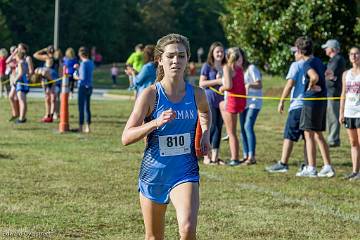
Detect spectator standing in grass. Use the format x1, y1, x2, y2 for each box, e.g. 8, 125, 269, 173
53, 48, 63, 120
199, 42, 226, 165
322, 39, 346, 148
0, 48, 9, 98
294, 36, 335, 178
14, 50, 30, 124
7, 44, 33, 122
125, 43, 144, 90
110, 63, 119, 86
266, 47, 308, 173
74, 47, 94, 133
6, 46, 19, 121
122, 33, 210, 240
339, 46, 360, 181
33, 45, 59, 123
126, 45, 156, 98
63, 47, 78, 99
239, 48, 262, 165
219, 47, 246, 166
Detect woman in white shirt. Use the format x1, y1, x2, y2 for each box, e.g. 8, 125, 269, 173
239, 49, 262, 165
339, 46, 360, 181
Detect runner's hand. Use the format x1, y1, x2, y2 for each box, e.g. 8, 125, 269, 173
155, 109, 176, 128
200, 130, 210, 155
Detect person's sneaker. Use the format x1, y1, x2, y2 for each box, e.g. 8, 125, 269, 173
15, 118, 26, 124
296, 166, 317, 177
227, 159, 241, 166
350, 172, 360, 181
265, 161, 289, 173
241, 159, 256, 166
299, 163, 307, 172
41, 116, 53, 123
317, 165, 335, 178
328, 142, 340, 148
53, 112, 58, 120
222, 135, 229, 141
343, 172, 358, 180
8, 116, 18, 122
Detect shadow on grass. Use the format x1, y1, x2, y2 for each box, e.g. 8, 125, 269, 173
96, 120, 127, 125
0, 153, 14, 160
335, 161, 352, 167
14, 127, 44, 131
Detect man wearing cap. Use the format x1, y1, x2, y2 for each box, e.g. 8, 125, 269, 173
322, 39, 346, 147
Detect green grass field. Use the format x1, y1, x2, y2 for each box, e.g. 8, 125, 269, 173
0, 68, 359, 239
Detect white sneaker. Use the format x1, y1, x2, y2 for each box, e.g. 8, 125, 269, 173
296, 166, 317, 177
317, 165, 335, 178
53, 112, 58, 120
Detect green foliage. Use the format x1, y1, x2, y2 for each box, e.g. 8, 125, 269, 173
0, 8, 11, 47
221, 0, 358, 74
0, 0, 226, 63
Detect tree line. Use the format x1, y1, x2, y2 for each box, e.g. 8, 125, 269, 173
1, 0, 360, 74
0, 0, 226, 64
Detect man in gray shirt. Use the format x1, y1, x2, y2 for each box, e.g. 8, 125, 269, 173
322, 39, 346, 147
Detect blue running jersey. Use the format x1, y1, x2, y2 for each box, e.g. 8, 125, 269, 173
15, 61, 30, 93
139, 82, 199, 204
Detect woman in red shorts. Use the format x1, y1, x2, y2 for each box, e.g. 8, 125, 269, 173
219, 47, 246, 166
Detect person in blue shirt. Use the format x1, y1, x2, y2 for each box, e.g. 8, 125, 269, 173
126, 45, 156, 98
74, 47, 94, 133
122, 34, 211, 240
294, 36, 335, 178
266, 46, 308, 173
63, 48, 79, 98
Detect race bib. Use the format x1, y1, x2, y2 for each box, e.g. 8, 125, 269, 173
159, 133, 191, 157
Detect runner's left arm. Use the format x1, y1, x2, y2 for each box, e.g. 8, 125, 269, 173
194, 87, 211, 154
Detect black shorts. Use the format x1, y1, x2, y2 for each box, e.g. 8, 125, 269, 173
284, 108, 303, 141
344, 118, 360, 129
300, 103, 327, 132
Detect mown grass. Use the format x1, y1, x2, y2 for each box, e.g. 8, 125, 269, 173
0, 68, 359, 239
92, 64, 129, 89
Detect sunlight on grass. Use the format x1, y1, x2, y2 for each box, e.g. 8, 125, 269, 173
0, 70, 359, 239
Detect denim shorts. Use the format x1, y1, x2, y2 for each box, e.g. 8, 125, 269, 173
284, 108, 303, 142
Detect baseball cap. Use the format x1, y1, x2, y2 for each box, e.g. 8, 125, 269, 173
321, 39, 340, 49
290, 46, 298, 53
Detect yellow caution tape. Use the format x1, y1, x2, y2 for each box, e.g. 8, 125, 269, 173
17, 77, 63, 87
209, 86, 342, 101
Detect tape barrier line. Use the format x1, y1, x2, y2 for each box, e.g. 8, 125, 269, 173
18, 76, 63, 87
209, 86, 342, 101
8, 74, 76, 87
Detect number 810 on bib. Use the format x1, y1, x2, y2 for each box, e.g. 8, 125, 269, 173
159, 133, 191, 157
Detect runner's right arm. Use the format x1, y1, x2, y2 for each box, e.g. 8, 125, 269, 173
122, 86, 176, 146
